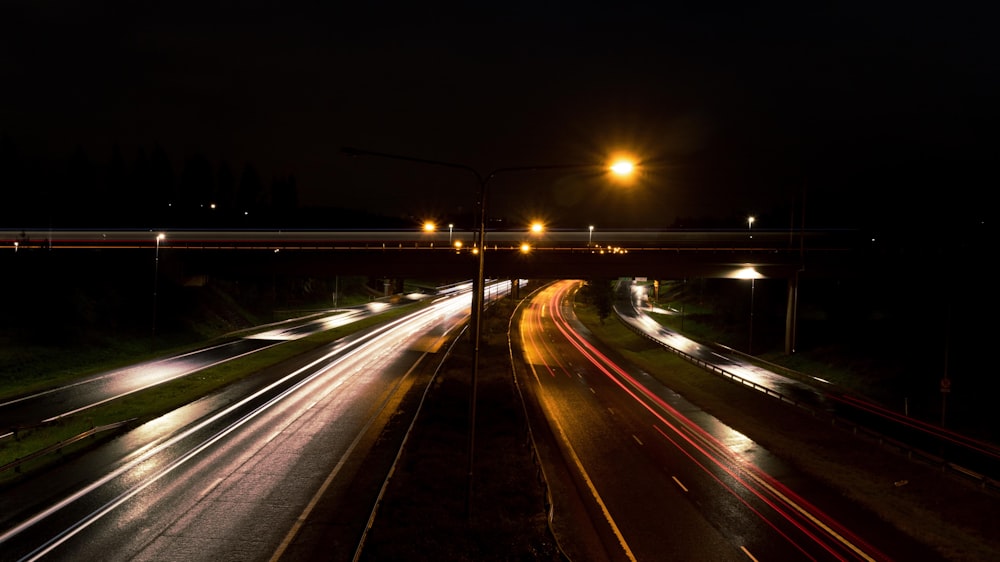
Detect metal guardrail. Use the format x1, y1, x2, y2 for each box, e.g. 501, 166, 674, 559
0, 418, 137, 474
613, 305, 1000, 496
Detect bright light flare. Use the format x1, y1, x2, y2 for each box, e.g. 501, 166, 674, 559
733, 267, 762, 279
520, 243, 532, 253
610, 159, 635, 176
423, 221, 436, 232
530, 222, 544, 234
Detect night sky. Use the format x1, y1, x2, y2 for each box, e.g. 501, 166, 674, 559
2, 2, 995, 231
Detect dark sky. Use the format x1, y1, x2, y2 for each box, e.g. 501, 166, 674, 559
2, 2, 996, 230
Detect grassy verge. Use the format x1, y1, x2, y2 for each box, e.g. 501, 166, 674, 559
0, 301, 427, 486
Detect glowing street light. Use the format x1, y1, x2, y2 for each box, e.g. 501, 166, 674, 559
423, 221, 436, 232
748, 215, 755, 239
530, 221, 544, 234
610, 159, 635, 176
152, 232, 166, 345
449, 223, 454, 245
588, 225, 594, 246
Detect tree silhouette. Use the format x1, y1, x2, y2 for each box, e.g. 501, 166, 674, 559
270, 174, 299, 226
106, 143, 127, 224
149, 143, 175, 225
237, 163, 264, 222
59, 145, 96, 226
216, 159, 237, 222
178, 153, 215, 223
130, 146, 154, 224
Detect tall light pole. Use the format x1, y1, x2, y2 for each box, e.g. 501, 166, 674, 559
588, 224, 594, 246
749, 275, 756, 354
747, 216, 756, 353
152, 232, 165, 345
449, 223, 454, 245
342, 147, 635, 517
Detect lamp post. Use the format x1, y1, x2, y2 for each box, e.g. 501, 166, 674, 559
341, 147, 634, 518
746, 216, 755, 353
449, 223, 454, 245
749, 275, 755, 354
152, 232, 165, 345
588, 225, 594, 246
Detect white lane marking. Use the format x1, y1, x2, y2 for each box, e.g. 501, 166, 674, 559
671, 476, 688, 493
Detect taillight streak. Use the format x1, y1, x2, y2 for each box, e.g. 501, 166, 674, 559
520, 303, 571, 380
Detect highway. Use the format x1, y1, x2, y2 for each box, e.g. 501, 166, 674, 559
0, 282, 501, 561
514, 280, 935, 561
1, 273, 976, 560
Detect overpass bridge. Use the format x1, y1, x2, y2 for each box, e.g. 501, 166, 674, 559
4, 227, 872, 280
4, 227, 876, 354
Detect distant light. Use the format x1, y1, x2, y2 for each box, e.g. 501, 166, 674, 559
454, 240, 463, 248
423, 221, 436, 232
156, 233, 165, 241
210, 203, 217, 209
520, 243, 531, 253
530, 222, 544, 234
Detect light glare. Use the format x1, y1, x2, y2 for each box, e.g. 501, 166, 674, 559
610, 160, 635, 176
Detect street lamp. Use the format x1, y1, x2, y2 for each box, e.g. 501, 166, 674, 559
341, 147, 635, 516
449, 223, 454, 245
588, 225, 594, 246
747, 215, 755, 239
152, 232, 165, 345
736, 266, 759, 354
